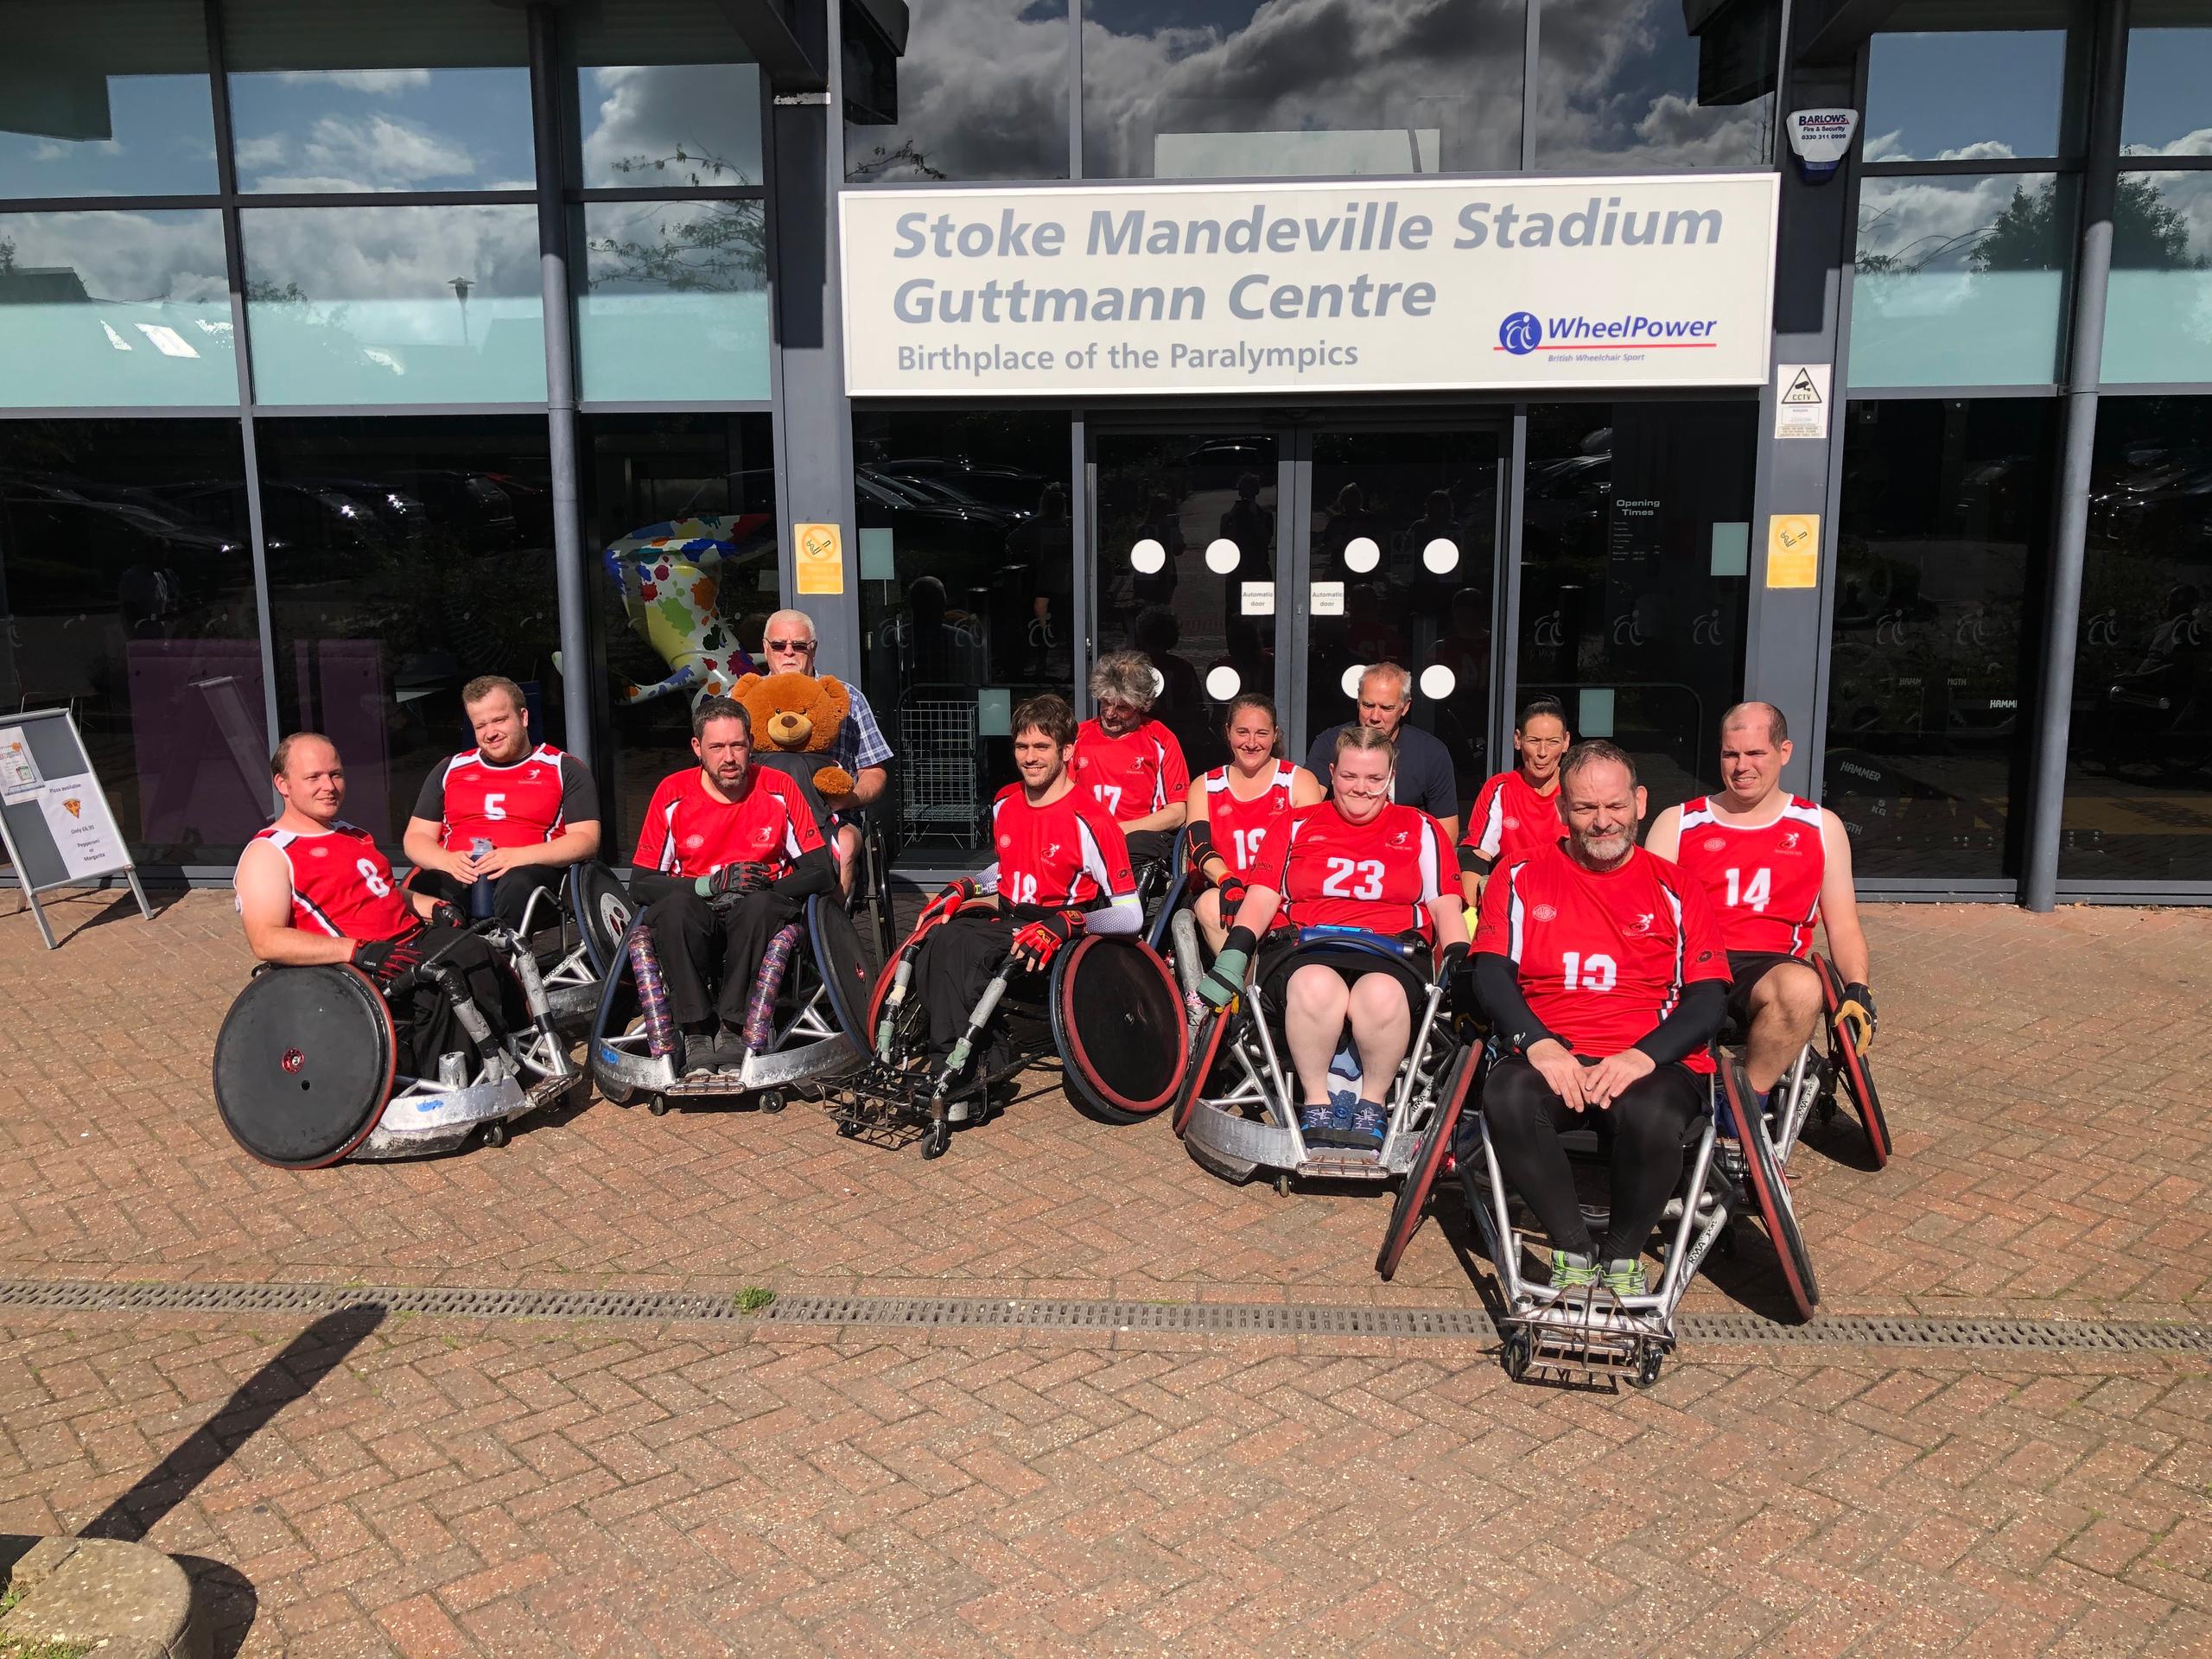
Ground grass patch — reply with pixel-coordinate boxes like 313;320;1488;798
734;1287;777;1314
0;1638;92;1658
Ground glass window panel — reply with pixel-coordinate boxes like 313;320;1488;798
223;0;531;194
2102;172;2212;383
579;414;778;861
844;0;1070;183
853;409;1073;871
1825;398;2055;881
0;1;218;198
2121;16;2212;156
1514;403;1754;805
1533;0;1774;169
241;205;545;404
0;418;261;869
1081;0;1523;181
2061;396;2212;882
576;66;762;188
576;200;770;401
1865;21;2072;162
260;416;562;847
1850;175;2070;387
0;211;235;407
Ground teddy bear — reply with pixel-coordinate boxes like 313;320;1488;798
729;671;855;806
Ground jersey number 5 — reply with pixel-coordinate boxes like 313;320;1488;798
483;792;506;821
1319;856;1385;899
1560;950;1617;992
1722;867;1771;912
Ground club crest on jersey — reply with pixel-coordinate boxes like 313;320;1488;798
1624;912;1656;937
1044;842;1062;861
1531;903;1557;922
1778;830;1802;852
998;835;1012;849
1701;836;1726;853
1388;828;1411;848
1503;815;1520;830
683;834;705;850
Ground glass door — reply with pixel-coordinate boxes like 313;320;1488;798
1092;430;1284;776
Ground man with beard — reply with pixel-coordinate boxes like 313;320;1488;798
1471;740;1729;1300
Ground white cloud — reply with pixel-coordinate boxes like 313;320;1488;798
297;113;478;188
232;134;290;171
2125;127;2212;159
1861;128;1908;163
1857;175;2045;270
277;69;433;95
1935;140;2019;163
245;201;539;320
0;210;226;303
581;64;761;186
30;138;123;162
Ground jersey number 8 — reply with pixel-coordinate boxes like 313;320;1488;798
357;858;391;898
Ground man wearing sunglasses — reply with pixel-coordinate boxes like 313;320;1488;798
760;609;893;893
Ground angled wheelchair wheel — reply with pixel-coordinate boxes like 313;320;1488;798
1376;1043;1478;1282
569;861;637;980
1171;1006;1230;1139
586;917;652;1107
213;964;396;1168
1721;1056;1819;1321
1051;935;1187;1125
807;893;877;1046
1814;954;1891;1167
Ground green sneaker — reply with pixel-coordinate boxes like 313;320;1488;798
1601;1258;1649;1299
1548;1250;1599;1291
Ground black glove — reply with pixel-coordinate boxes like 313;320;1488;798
429;900;467;931
1438;939;1470;975
1009;909;1081;967
696;861;771;901
352;928;426;985
1216;874;1249;916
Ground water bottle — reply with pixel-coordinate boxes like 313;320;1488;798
469;836;495;919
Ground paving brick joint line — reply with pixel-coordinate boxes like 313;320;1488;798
3;1274;2207;1356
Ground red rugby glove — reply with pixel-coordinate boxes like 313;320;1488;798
1009;909;1083;968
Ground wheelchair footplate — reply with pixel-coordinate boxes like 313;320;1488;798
1497;1287;1675;1390
825;1047;1034;1159
355;1067;576;1160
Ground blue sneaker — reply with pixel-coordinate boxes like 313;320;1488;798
1345;1098;1388;1152
1298;1100;1338;1144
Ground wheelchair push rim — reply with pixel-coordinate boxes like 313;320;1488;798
213;963;397;1168
1814;954;1891;1167
1051;934;1188;1124
1376;1041;1477;1282
1720;1055;1820;1321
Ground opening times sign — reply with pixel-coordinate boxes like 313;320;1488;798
840;174;1778;397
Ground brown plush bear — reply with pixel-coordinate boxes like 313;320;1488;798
730;671;855;804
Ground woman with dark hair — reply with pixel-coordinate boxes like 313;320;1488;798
1180;692;1323;954
1459;696;1572;910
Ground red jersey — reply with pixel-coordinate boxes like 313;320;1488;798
1202;760;1297;880
1462;768;1564;867
1257;801;1453;940
1071;717;1189;823
1671;795;1827;957
245;822;418;942
1474;842;1728;1073
632;765;825;880
987;783;1137;912
416;743;588;851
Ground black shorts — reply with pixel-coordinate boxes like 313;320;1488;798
1724;949;1815;1033
1254;931;1430;1025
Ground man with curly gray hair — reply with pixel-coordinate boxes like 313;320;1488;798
1071;649;1190;870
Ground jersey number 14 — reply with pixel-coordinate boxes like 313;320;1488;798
1722;867;1771;912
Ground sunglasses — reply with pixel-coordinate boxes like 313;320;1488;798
765;639;816;652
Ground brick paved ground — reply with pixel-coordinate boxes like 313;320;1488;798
1;891;2209;1653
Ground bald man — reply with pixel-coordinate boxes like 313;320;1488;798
760;609;893;892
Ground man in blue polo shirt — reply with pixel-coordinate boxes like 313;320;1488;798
760;608;893;894
1302;661;1461;842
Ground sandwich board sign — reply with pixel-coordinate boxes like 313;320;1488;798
0;707;152;950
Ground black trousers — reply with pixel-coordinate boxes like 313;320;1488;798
918;912;1027;1061
640;887;802;1029
1481;1053;1706;1262
410;864;563;932
390;929;519;1079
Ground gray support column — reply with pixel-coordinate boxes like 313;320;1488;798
1745;54;1856;799
528;3;594;775
2023;0;2129;912
767;2;863;675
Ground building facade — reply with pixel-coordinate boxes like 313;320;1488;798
1;0;2206;906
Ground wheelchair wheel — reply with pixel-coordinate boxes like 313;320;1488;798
212;964;396;1169
1051;935;1187;1125
1171;1006;1231;1139
1721;1057;1819;1321
1815;955;1891;1167
807;894;878;1047
1376;1043;1478;1282
569;861;636;979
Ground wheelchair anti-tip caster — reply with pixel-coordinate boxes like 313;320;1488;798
480;1121;508;1148
1501;1328;1533;1383
1630;1344;1665;1389
923;1112;950;1160
649;1094;671;1116
758;1090;786;1115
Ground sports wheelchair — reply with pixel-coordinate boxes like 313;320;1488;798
1429;1039;1817;1389
1173;929;1478;1218
834;902;1187;1160
404;860;636;1033
587;893;876;1116
213;917;582;1166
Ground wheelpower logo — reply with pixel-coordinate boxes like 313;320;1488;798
1497;309;1721;355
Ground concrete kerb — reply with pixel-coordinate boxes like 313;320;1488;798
0;1536;207;1659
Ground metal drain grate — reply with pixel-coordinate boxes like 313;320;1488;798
0;1279;2206;1356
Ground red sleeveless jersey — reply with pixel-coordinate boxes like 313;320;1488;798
1671;795;1827;957
1474;842;1728;1072
1071;717;1190;822
987;782;1137;912
1202;760;1297;880
426;743;575;850
1462;768;1565;867
1257;800;1452;940
245;822;418;942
